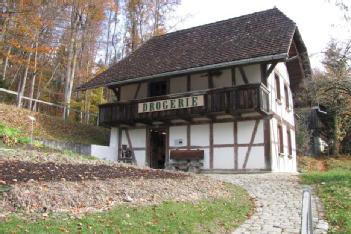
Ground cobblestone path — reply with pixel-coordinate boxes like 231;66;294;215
210;173;328;234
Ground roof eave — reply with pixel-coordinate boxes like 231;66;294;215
78;53;288;91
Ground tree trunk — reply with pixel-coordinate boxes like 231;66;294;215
63;4;80;120
17;51;32;108
332;113;340;155
2;47;11;81
29;42;38;110
105;9;113;65
33;64;59;110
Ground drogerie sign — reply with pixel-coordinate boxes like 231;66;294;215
138;95;204;113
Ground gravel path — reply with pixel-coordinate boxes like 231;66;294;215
210;173;329;234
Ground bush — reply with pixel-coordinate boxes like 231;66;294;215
0;122;30;146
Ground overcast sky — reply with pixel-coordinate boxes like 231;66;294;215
172;0;350;69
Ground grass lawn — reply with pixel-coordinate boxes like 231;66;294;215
300;156;351;233
0;184;252;234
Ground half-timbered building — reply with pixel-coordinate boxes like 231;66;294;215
78;8;311;173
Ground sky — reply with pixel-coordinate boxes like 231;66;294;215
172;0;351;69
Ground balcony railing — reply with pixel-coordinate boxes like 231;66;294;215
99;83;269;126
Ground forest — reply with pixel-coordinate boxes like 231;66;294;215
0;0;180;122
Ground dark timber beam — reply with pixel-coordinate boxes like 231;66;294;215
208;71;214;88
209;122;214;169
133;83;141;99
109;86;120;101
238;66;249;84
242;119;259;169
187;74;191;91
286;55;299;62
234;121;238;170
125;128;137;164
231;67;236;86
263;61;278;80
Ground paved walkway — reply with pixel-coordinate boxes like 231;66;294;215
210;173;328;234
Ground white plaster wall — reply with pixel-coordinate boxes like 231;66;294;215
134;150;146;166
266;62;297;172
170;76;187;94
270;118;296;172
128;129;146;148
236;64;261;85
213;122;233;144
191;124;209;146
270;118;279;172
91;145;118;161
110;127;118;147
237;146;265;169
213;69;232;88
237;120;263;144
120;128;147;167
267;62;295;126
169;126;187;147
191;72;208;91
202;149;210;169
213;148;234;169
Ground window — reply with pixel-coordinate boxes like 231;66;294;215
149;81;168;97
287;129;292;156
278;124;284;155
284;85;290;109
275;73;281;101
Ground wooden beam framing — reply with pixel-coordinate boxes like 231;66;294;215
209;122;214;169
145;127;150;166
260;64;267;85
264;118;272;170
165;127;170;165
133;83;141;99
242;119;260;169
187;74;191;91
231;67;236;86
117;128;122;161
286;55;299;62
125;128;137;164
238;66;249;84
109;86;120;101
208;71;214;88
234;121;238;170
263;61;278;80
187;124;191;149
168;143;264;150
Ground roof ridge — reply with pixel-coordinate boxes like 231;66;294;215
153;7;289;39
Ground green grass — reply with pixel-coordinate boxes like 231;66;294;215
0;184;252;234
300;157;351;233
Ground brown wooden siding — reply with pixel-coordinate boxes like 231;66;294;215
99;84;269;126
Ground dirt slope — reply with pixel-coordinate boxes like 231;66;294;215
0;103;109;145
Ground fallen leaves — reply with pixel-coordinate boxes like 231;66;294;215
0;160;187;184
0;176;232;219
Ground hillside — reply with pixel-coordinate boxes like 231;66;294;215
0;103;109;145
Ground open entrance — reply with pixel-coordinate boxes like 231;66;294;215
149;128;167;169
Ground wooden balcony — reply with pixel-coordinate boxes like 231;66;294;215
99;83;270;126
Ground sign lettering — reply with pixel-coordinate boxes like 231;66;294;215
138;95;204;113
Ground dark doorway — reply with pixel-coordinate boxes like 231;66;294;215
149;128;167;169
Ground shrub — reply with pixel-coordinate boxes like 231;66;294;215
0;122;29;146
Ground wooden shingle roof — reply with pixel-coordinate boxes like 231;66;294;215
78;8;310;90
